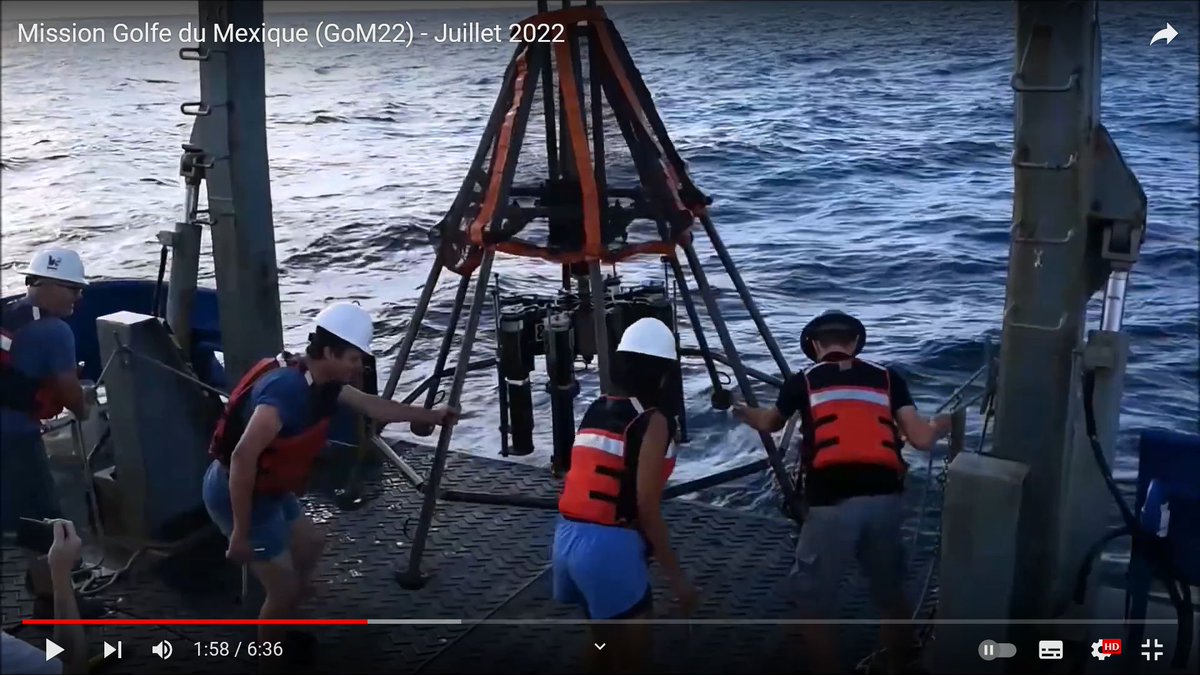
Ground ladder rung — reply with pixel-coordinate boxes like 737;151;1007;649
180;102;212;117
1011;72;1079;93
1012;222;1076;245
1005;307;1068;333
1013;152;1077;171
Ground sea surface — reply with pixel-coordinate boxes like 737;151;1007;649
2;1;1197;514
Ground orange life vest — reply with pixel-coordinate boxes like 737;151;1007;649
209;352;333;497
803;358;904;472
0;301;66;420
558;396;677;526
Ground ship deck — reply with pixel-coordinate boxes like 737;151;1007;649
1;442;941;674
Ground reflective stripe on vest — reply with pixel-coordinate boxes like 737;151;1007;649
0;302;66;420
209;352;332;496
804;361;903;472
558;396;676;526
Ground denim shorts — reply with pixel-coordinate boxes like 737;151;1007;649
202;459;301;562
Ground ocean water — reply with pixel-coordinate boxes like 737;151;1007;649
2;1;1197;512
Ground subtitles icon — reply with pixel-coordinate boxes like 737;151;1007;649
1038;640;1064;660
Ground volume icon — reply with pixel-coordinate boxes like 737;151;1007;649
151;640;173;659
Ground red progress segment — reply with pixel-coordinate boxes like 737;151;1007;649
23;619;370;626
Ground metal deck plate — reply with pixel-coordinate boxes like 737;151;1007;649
1;443;937;673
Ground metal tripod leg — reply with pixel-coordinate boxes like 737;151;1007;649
410;273;473;437
667;254;726;407
696;213;792;378
381;257;444;403
397;250;495;589
679;240;802;520
588;262;612;392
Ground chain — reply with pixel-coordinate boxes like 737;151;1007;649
855;365;996;673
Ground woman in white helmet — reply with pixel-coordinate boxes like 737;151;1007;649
201;301;458;656
552;317;698;672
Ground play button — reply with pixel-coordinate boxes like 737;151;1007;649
44;639;64;661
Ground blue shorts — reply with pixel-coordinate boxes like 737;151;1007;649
202;460;301;562
551;515;653;620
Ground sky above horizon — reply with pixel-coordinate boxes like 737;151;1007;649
1;0;689;21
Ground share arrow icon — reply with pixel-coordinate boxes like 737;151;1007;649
1151;23;1178;46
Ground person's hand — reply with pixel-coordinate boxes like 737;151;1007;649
432;406;460;427
934;414;954;438
731;402;749;423
47;519;82;578
226;530;253;564
671;577;699;617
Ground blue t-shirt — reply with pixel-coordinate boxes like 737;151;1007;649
1;302;77;438
239;367;342;439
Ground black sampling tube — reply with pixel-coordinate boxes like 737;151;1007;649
499;305;535;456
545;311;578;474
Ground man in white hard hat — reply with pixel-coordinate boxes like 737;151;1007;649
1;248;91;532
201;301;458;654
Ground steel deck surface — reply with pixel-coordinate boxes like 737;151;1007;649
1;442;938;674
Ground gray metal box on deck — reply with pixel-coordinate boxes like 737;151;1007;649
95;311;220;543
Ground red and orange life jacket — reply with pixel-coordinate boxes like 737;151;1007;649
803;357;904;473
209;352;332;497
558;396;677;527
0;301;66;420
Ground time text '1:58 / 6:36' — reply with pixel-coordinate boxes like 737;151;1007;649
194;641;284;658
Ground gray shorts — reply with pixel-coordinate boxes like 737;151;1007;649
788;493;908;619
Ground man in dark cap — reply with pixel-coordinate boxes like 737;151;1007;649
733;309;952;674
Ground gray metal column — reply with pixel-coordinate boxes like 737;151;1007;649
187;0;282;382
988;0;1098;622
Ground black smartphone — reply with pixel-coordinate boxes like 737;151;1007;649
15;517;56;554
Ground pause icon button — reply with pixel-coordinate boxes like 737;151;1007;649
979;640;1017;661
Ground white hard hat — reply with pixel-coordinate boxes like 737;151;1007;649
616;318;677;361
314;302;373;354
20;248;88;286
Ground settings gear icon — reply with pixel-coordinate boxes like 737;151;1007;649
1091;640;1111;660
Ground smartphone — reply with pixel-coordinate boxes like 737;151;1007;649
15;517;56;554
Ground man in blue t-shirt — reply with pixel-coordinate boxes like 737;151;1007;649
1;248;92;532
203;302;459;653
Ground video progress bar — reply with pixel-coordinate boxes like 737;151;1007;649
25;618;1183;626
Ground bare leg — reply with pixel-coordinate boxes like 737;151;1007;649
248;554;299;673
289;516;325;603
